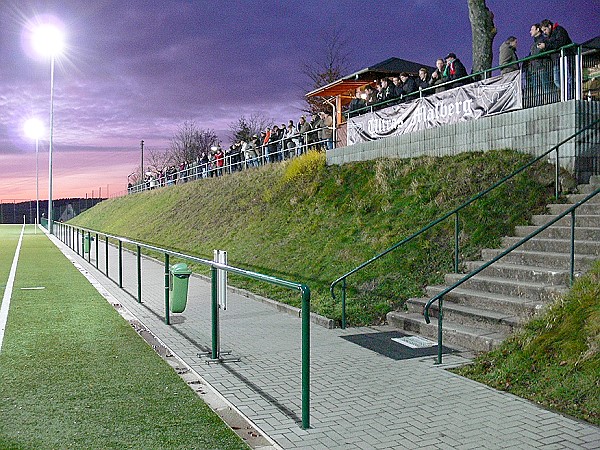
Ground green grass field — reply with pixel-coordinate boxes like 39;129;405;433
0;225;247;449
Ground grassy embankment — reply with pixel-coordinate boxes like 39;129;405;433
0;226;247;449
453;260;600;425
71;150;556;326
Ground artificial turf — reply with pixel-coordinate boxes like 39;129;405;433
0;225;247;449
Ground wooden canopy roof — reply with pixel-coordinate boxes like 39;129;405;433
305;57;435;99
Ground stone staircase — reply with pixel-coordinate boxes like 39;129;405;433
386;175;600;353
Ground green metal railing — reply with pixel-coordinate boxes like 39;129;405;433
54;222;312;429
331;118;600;329
424;186;600;364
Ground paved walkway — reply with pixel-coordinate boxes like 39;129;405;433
52;233;600;449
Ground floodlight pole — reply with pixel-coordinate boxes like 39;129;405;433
140;140;144;180
48;54;56;234
35;136;40;226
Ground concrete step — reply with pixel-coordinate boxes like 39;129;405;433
501;236;600;255
386;311;506;352
463;260;571;284
407;297;521;334
514;225;600;241
577;181;600;194
441;273;567;302
530;214;600;227
421;285;547;317
589;175;600;185
386;178;600;354
481;248;598;271
567;193;600;204
547;202;600;215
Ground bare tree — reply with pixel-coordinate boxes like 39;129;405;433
468;0;497;74
169;121;219;163
301;28;351;115
228;112;274;143
146;146;172;173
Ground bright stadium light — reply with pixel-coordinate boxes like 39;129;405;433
24;118;45;228
28;20;65;234
31;23;65;57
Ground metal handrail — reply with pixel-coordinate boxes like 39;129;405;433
330;118;600;328
424;186;600;364
53;221;311;429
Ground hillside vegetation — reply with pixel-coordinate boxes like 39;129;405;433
454;260;600;425
72;150;555;325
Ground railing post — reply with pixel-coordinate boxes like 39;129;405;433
164;253;170;325
118;240;123;288
137;245;142;303
555;146;560;200
575;46;582;101
341;278;346;329
454;212;460;273
560;48;567;102
301;285;311;430
95;233;99;269
211;266;219;359
87;231;91;263
570;210;575;286
436;297;444;365
105;236;109;277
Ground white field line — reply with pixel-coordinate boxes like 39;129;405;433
0;224;26;353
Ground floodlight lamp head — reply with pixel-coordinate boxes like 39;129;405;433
31;23;65;57
24;118;45;140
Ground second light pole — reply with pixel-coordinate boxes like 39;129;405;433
30;22;65;234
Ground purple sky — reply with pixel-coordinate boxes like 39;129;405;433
0;0;595;200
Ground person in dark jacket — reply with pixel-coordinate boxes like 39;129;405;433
443;53;469;88
376;78;395;104
417;68;430;92
537;19;573;91
525;23;551;99
429;58;447;93
348;90;366;114
398;72;418;100
539;19;572;53
363;85;377;106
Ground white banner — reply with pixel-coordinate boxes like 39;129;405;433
348;71;522;144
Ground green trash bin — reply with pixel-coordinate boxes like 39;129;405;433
170;263;192;313
83;234;90;254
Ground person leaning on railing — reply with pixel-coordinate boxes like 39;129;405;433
297;115;312;154
443;52;469;88
398;72;418;100
538;19;573;91
525;23;551;95
417;68;430;91
348;90;366;112
429;58;447;93
316;111;334;151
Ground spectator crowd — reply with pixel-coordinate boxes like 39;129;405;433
130;18;575;194
129;111;335;193
347;18;573;115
